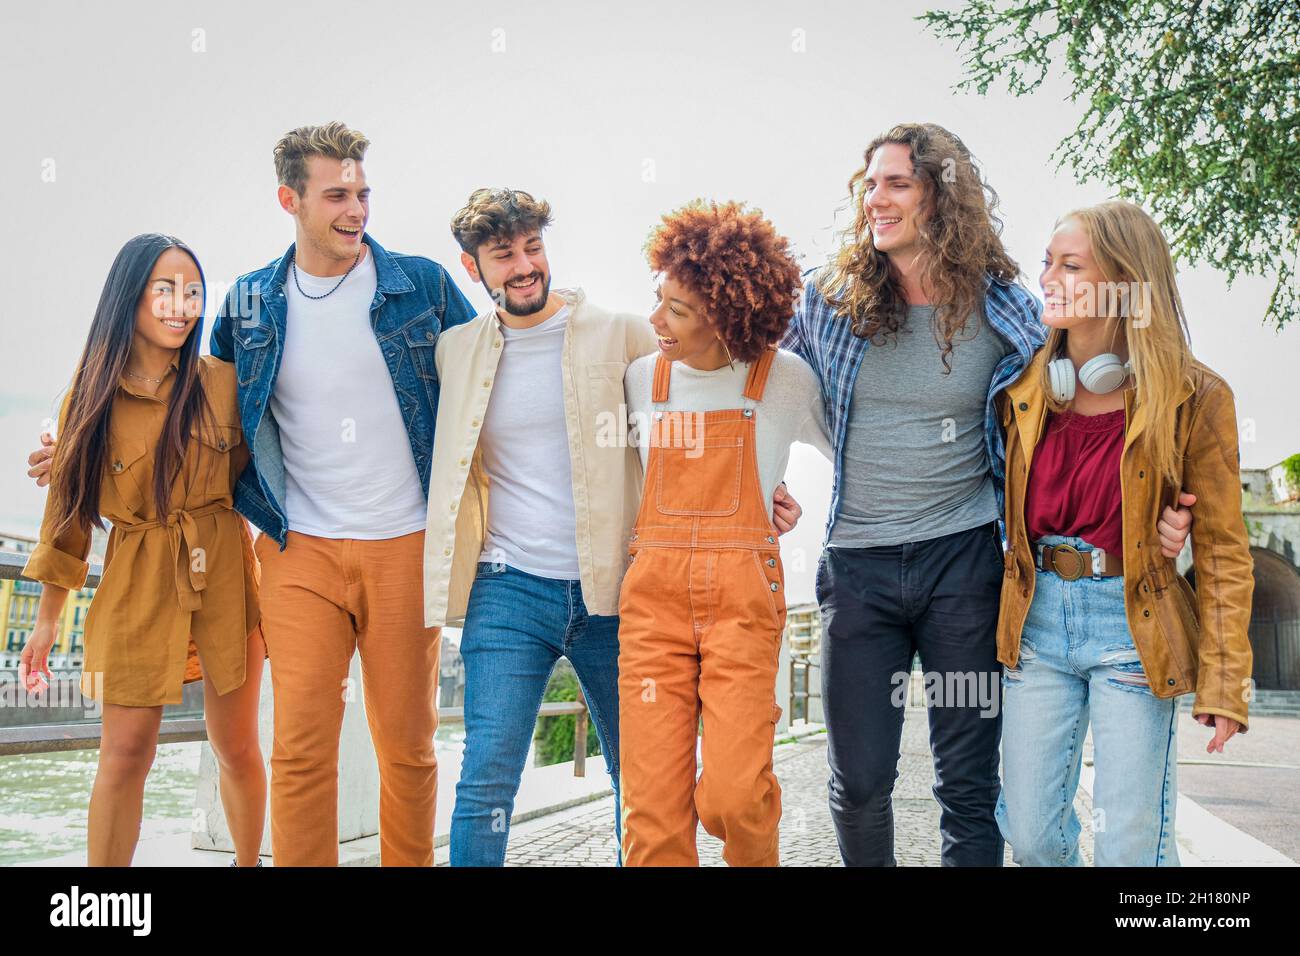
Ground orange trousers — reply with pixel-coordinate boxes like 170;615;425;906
254;529;440;866
617;347;786;866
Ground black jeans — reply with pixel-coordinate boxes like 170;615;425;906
817;520;1005;866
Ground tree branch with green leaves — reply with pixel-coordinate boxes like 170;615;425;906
920;0;1300;328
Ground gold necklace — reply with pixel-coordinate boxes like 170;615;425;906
123;368;165;384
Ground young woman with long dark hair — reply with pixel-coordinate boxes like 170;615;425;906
20;233;267;866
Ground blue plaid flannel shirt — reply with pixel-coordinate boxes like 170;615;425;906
781;268;1046;544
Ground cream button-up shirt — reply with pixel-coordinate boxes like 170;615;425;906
423;287;658;627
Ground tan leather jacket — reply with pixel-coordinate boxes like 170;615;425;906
997;348;1254;729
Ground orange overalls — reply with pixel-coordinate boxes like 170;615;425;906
617;347;786;867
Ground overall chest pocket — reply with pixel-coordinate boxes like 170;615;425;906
654;436;744;517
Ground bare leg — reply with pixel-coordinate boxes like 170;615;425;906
88;703;164;866
202;626;268;866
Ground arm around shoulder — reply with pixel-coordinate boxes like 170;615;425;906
623;313;658;363
440;265;477;332
784;350;833;460
780;283;814;366
435;322;463;378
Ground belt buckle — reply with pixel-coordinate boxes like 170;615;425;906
1049;543;1086;581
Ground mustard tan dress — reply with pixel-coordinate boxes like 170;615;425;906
24;355;260;706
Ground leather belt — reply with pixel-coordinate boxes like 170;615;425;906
1035;542;1123;580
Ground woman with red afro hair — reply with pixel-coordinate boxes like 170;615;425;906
617;200;832;866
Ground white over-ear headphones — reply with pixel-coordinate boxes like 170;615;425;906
1046;353;1132;402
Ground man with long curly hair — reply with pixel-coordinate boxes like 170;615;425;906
785;123;1190;867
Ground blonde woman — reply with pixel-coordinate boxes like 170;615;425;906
994;200;1254;866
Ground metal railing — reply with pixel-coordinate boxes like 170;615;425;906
0;551;593;774
0;549;101;587
787;654;820;726
785;604;821;725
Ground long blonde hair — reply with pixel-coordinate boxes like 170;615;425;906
1041;200;1192;486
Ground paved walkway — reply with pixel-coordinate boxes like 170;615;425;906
1172;710;1300;862
435;707;1097;866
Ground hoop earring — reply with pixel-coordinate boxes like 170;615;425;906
719;336;735;369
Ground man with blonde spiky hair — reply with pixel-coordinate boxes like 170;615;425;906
28;122;464;867
23;124;466;866
208;121;476;867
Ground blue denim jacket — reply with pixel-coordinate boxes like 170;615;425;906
209;233;476;548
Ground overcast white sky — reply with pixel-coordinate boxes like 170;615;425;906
1;0;1295;602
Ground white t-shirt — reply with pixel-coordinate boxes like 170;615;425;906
623;349;832;506
272;247;428;539
478;305;581;579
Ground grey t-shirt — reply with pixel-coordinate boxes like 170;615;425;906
829;304;1011;548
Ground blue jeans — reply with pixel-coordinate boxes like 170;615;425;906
995;534;1180;866
449;562;621;866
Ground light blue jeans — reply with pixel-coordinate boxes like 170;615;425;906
449;562;621;866
995;534;1180;866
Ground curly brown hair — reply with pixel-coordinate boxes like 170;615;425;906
818;123;1020;372
450;187;553;257
645;200;802;363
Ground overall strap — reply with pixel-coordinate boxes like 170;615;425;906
742;347;778;403
652;354;673;403
655;346;774;406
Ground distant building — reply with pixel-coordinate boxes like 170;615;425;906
1237;458;1300;693
1241;458;1300;506
0;530;103;670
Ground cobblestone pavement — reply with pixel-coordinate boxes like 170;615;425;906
437;706;1097;866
